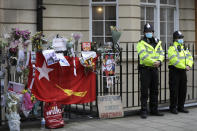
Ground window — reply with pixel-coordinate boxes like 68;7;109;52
160;0;176;45
141;6;155;37
90;0;118;45
140;0;178;45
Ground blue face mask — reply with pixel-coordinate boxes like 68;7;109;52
145;33;153;38
177;39;184;44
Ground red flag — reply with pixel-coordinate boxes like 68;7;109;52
30;53;96;104
27;52;34;89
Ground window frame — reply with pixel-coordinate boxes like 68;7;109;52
140;0;179;45
89;0;119;44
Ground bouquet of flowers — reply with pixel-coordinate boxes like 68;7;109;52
0;36;9;48
9;28;21;56
21;88;36;117
110;26;121;52
6;91;21;131
79;51;97;75
21;30;31;49
11;28;21;40
31;32;47;51
110;26;121;44
66;37;74;57
72;32;82;53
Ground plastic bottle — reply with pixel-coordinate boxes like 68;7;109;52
41;118;45;130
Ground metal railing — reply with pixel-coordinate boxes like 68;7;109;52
0;43;196;125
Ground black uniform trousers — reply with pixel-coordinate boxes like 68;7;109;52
169;67;187;110
140;66;159;113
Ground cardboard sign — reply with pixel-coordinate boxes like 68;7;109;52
82;42;91;51
97;95;124;118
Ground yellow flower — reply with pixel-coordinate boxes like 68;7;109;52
22;89;28;94
38;45;42;49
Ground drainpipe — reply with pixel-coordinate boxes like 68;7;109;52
37;0;45;31
36;0;45;118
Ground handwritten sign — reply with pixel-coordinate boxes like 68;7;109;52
97;95;124;118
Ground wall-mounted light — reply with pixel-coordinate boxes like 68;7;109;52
97;7;103;12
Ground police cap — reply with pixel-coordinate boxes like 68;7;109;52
144;23;154;32
173;31;184;40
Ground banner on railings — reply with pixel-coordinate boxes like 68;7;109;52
28;52;96;104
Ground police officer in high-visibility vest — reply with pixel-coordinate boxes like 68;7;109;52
168;31;193;114
137;23;164;119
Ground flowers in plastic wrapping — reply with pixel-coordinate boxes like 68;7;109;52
21;30;31;41
10;28;21;40
21;30;31;49
6;91;20;114
66;37;74;57
80;51;97;75
110;26;121;44
21;89;36;117
10;40;20;49
72;32;82;54
6;112;21;131
72;32;82;41
31;32;47;51
0;36;9;48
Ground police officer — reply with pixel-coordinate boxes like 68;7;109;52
137;23;164;119
168;31;193;114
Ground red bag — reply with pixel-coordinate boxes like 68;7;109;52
44;102;64;129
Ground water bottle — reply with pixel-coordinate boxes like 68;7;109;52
41;118;45;130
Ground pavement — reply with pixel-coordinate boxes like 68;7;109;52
2;107;197;131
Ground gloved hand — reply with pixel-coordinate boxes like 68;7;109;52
153;61;160;67
186;66;190;71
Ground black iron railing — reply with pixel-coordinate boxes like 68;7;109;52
0;43;196;125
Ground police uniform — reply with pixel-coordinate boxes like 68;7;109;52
168;31;193;114
137;23;164;118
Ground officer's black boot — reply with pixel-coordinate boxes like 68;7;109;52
150;105;164;116
150;111;164;116
140;110;147;119
170;108;178;114
178;108;189;113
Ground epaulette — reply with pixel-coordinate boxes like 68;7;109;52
154;38;159;43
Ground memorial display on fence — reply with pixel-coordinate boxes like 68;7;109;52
0;25;122;129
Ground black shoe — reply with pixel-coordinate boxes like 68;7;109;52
140;111;147;119
170;108;178;114
150;111;164;116
178;108;189;113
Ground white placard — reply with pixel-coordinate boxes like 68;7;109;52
42;50;59;66
52;38;67;51
56;53;70;66
8;81;24;94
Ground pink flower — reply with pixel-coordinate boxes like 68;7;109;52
72;33;82;41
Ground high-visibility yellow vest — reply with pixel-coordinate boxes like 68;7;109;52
168;41;193;69
137;39;164;67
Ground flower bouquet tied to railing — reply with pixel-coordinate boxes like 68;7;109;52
31;32;47;52
110;26;122;52
0;34;9;49
21;30;31;49
72;32;82;56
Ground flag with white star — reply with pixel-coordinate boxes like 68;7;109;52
28;53;96;104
